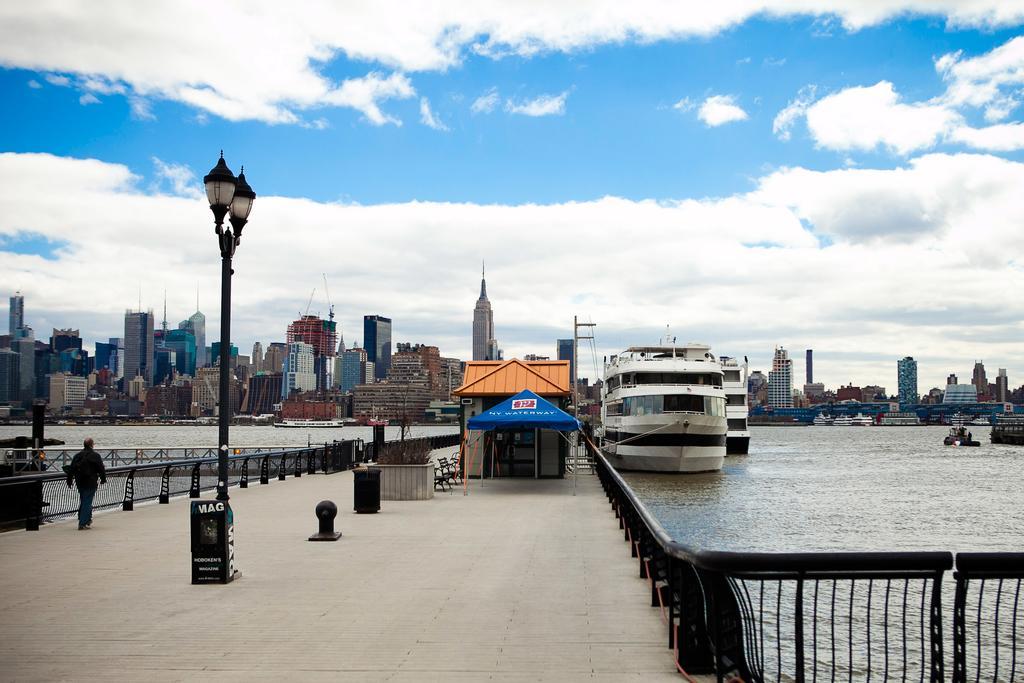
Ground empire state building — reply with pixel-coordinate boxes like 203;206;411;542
472;264;494;361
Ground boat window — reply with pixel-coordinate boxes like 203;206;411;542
724;371;741;382
633;372;723;387
605;401;623;416
606;376;620;391
704;396;726;417
662;394;705;413
727;418;747;430
726;394;746;406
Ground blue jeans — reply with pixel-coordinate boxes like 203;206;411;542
78;486;96;527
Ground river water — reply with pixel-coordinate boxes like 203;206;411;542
624;425;1024;554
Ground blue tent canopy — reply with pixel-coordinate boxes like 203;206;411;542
467;389;580;432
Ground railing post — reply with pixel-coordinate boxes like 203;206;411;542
240;457;249;488
308;449;317;475
122;469;135;511
794;575;805;683
701;570;751;683
952;570;967;683
294;451;303;478
189;462;202;498
159;465;171;503
676;563;716;674
279;454;287;481
929;569;946;683
25;479;43;531
260;455;269;485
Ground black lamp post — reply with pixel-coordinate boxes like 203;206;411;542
203;152;255;501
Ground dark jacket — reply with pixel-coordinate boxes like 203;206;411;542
67;448;106;490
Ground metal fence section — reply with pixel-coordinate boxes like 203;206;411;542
593;450;1023;681
0;439;379;531
952;553;1024;683
2;445;305;472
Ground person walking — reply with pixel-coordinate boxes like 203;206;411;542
66;438;106;530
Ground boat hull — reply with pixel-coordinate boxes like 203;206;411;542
726;435;750;455
603;414;726;473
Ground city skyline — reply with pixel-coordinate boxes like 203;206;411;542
1;5;1023;390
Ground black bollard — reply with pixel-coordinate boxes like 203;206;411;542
308;500;342;541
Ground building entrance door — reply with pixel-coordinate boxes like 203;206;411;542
496;430;537;477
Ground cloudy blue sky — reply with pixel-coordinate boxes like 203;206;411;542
2;2;1024;391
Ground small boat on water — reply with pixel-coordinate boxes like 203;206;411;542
274;419;345;429
832;414;854;426
850;413;874;426
812;413;833;426
967;416;992;426
944;427;980;447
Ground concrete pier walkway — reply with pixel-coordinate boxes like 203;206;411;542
0;465;680;680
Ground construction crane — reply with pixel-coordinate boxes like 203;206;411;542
303;288;316;317
322;274;334;322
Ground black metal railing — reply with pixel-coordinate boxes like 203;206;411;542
0;439;378;531
953;553;1024;683
593;451;1023;682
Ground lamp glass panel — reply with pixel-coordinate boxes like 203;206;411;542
206;179;235;208
230;194;253;221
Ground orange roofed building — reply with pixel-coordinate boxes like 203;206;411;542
453;359;571;479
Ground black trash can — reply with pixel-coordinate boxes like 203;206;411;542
353;468;381;513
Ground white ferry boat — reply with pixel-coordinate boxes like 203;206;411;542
812;412;834;425
850;413;874;426
274;419;345;429
832;414;854;426
720;356;750;455
879;411;922;426
601;341;727;473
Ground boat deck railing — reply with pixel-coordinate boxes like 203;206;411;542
592;448;1022;682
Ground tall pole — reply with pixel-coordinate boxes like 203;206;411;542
216;249;232;501
573;315;578;496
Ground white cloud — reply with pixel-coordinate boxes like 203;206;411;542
804;81;961;154
321;72;415;126
773;85;817;141
471;88;500;114
79;93;100;105
2;151;1022;390
698;95;748;126
672;97;695;112
27;79;41;89
44;74;70;87
150;157;203;199
777;35;1024;154
3;3;1019;125
505;91;568;117
419;97;449;131
948;122;1024;151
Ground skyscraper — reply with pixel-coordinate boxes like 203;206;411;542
252;341;263;373
12;331;35;407
996;369;1009;403
9;291;24;335
805;349;813;384
557;339;574;382
179;309;206;368
768;347;793;408
972;361;988;397
0;348;19;404
897;356;919;406
124;309;155;385
287;314;337;390
363;315;392;381
281;341;316;399
472;264;495;361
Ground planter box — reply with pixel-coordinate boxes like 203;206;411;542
367;463;434;501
